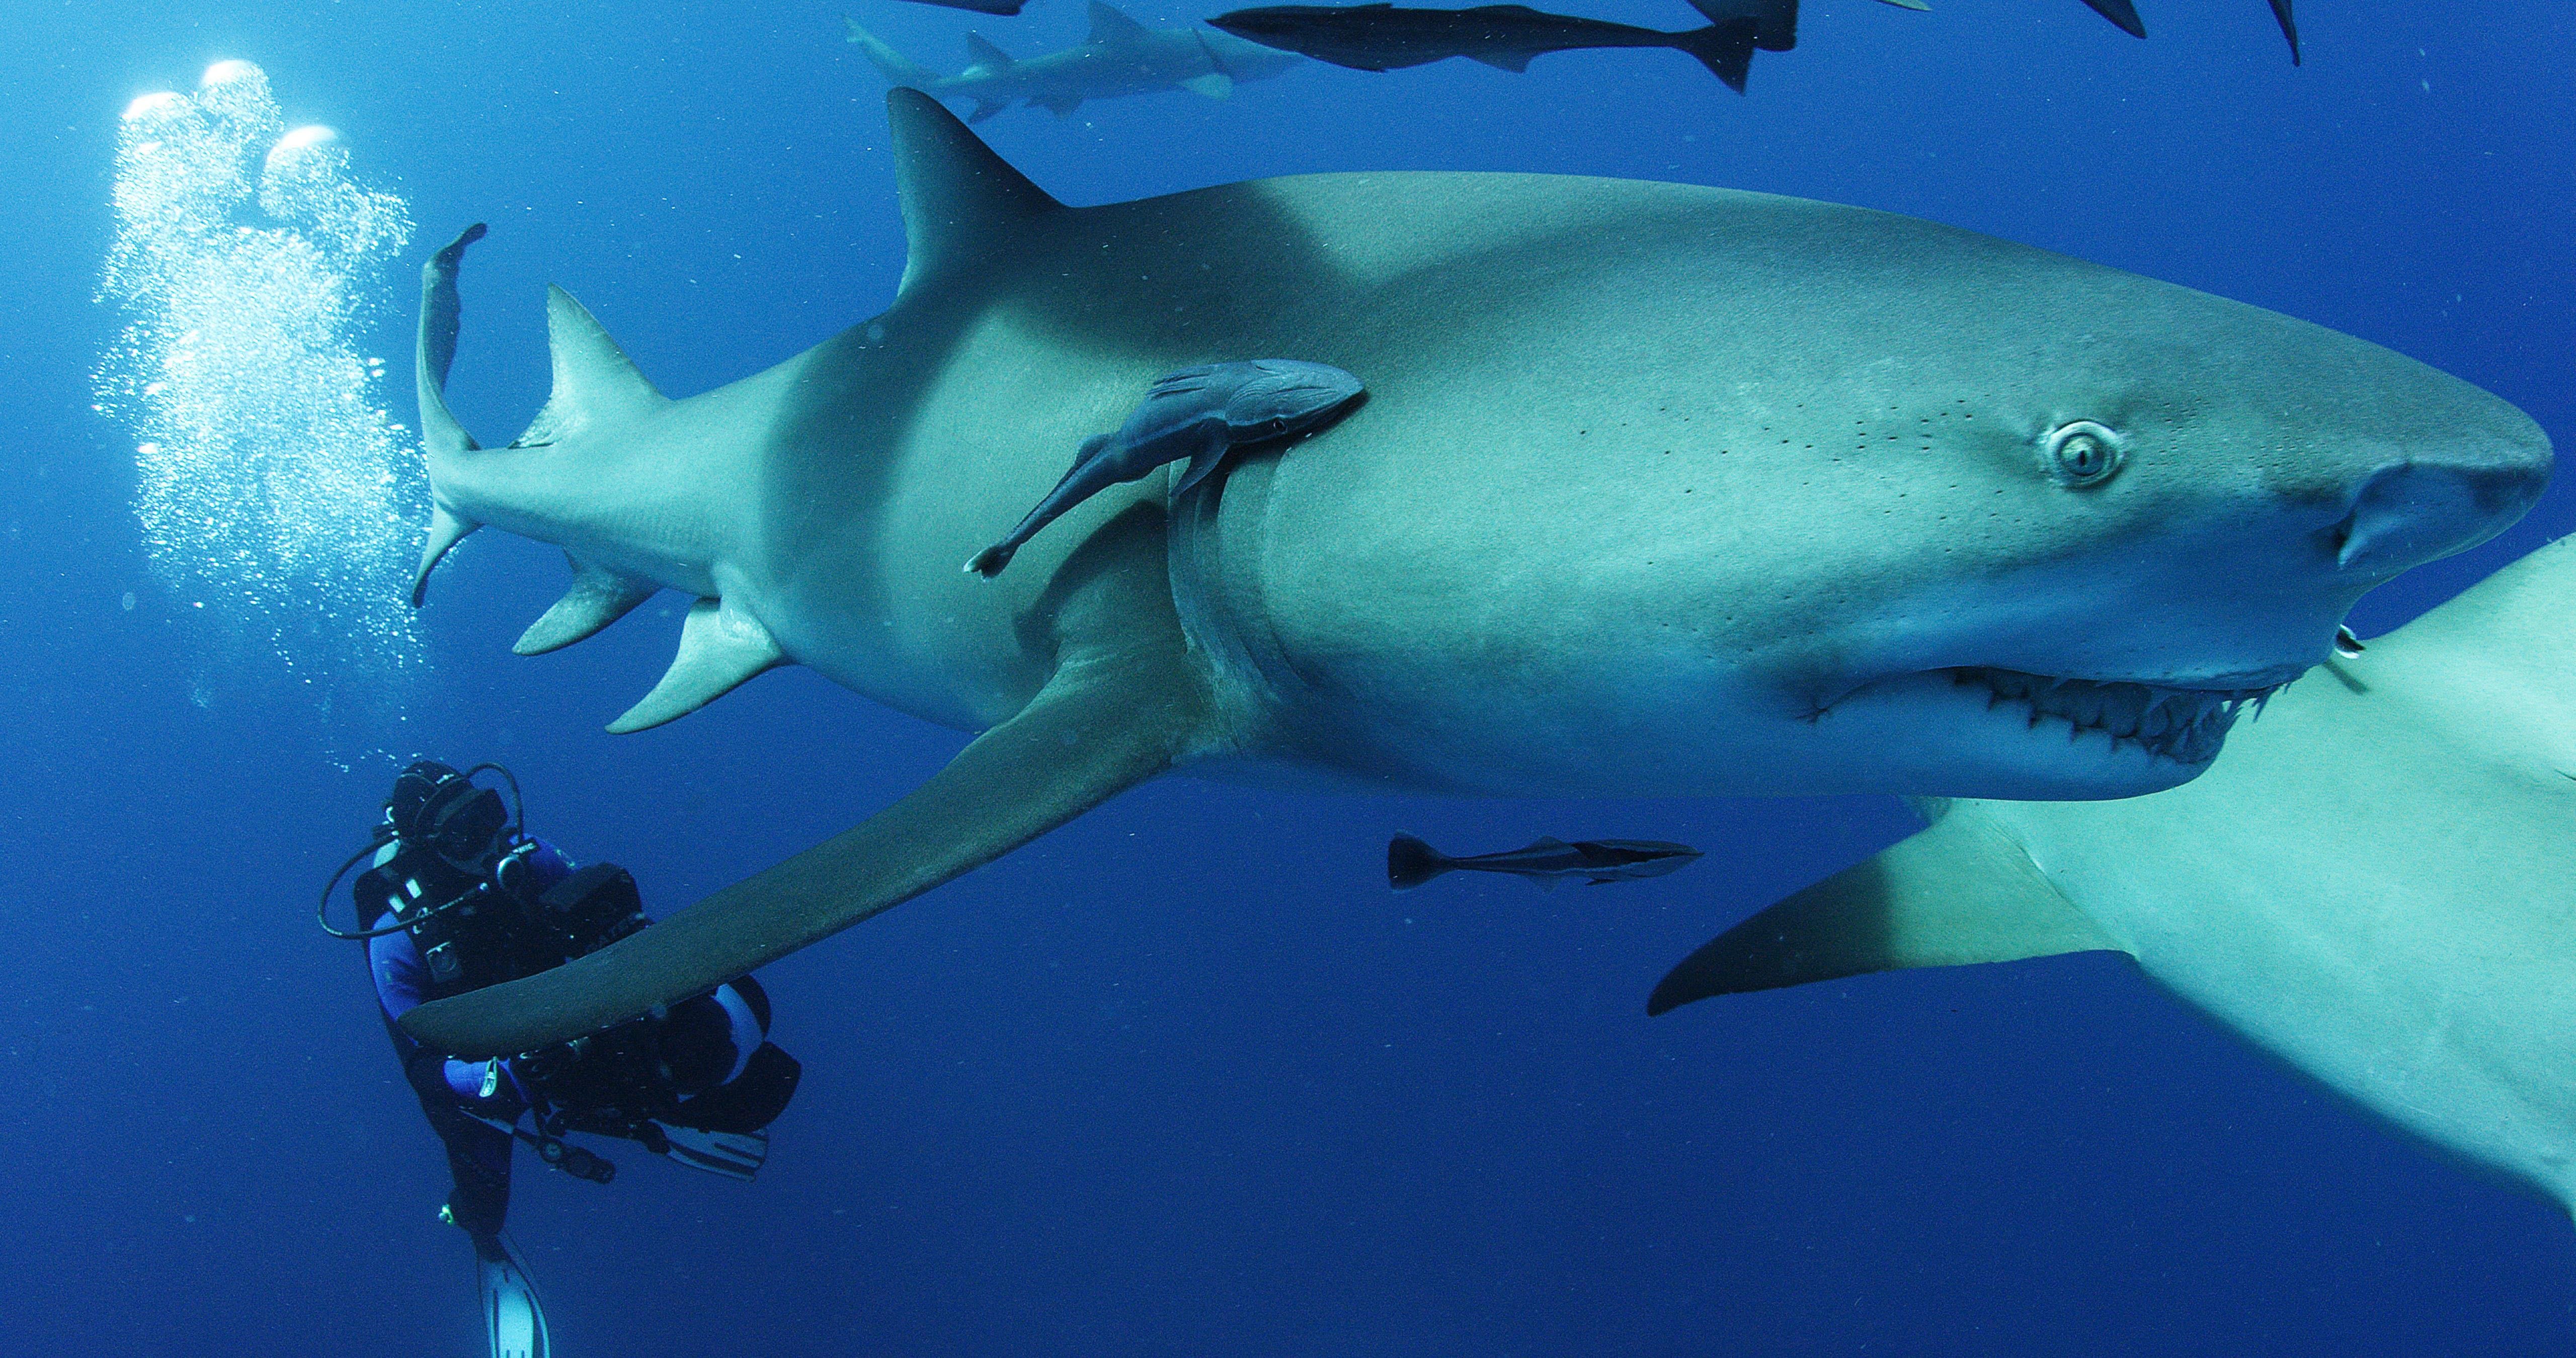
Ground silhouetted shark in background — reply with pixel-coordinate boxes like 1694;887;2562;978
847;4;1303;122
2068;0;2298;63
1209;3;1784;92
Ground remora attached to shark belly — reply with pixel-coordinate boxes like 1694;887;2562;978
399;90;2545;1058
1652;533;2576;1217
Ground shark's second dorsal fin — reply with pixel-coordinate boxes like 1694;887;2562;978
1085;1;1152;49
515;286;667;448
962;33;1015;70
888;89;1063;296
1645;805;2121;1015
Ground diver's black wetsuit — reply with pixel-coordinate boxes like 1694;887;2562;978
352;765;798;1253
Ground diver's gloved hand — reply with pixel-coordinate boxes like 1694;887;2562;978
510;1040;581;1088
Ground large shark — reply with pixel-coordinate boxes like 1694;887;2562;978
846;5;1303;124
396;90;2546;1057
1652;535;2576;1215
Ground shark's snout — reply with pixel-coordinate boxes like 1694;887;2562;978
2324;451;2550;579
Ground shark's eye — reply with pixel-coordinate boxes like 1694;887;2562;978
2044;421;2124;488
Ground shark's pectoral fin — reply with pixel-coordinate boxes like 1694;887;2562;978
1646;806;2122;1015
411;502;479;607
1179;71;1235;98
400;618;1214;1057
608;597;786;733
515;553;660;655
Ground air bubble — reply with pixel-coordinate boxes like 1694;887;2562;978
94;60;424;729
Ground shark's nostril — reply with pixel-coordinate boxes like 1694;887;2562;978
2331;462;2532;577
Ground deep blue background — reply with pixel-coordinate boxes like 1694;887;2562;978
4;2;2573;1353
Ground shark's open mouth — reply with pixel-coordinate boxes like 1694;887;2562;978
1950;667;2281;766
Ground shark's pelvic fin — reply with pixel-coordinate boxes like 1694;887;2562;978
514;553;660;655
1646;806;2121;1015
1179;71;1235;99
400;507;1215;1057
412;502;480;608
515;286;667;449
608;597;787;733
1085;1;1154;48
888;88;1064;295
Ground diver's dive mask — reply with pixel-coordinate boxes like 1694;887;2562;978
388;761;519;875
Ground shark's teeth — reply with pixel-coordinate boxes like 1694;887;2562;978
1950;668;2284;766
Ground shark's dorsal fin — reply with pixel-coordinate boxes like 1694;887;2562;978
608;596;787;733
514;552;660;655
887;88;1064;295
1085;1;1153;48
515;286;667;448
962;33;1015;70
1646;805;2121;1015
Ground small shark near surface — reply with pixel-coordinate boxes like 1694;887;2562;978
968;360;1363;578
1209;2;1786;92
395;92;2546;1059
1389;833;1702;890
894;0;1028;16
847;4;1303;123
1652;535;2576;1221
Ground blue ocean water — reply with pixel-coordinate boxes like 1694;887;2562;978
4;1;2573;1352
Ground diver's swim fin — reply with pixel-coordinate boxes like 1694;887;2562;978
477;1237;551;1358
653;1122;768;1181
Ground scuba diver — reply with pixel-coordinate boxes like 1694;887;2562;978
321;760;801;1358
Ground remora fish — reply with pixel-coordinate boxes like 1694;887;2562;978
397;91;2546;1057
968;360;1363;578
1388;833;1702;890
847;4;1302;123
1208;2;1783;92
1650;535;2576;1220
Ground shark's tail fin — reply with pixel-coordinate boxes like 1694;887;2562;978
412;223;487;605
1388;834;1454;891
1670;20;1760;94
846;17;941;88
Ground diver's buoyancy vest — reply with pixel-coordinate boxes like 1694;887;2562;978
357;843;659;1004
